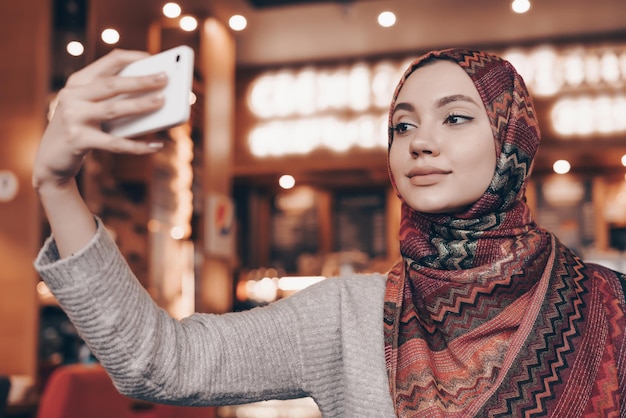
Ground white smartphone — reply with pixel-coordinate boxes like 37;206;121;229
104;45;194;138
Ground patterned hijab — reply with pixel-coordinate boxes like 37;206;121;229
383;49;626;417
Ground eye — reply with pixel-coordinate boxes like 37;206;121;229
393;122;416;134
444;114;474;125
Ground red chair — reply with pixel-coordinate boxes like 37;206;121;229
36;364;215;418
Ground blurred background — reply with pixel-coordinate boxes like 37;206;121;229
1;0;626;416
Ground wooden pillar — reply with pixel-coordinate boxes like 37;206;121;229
386;188;401;262
247;190;272;268
0;0;50;378
592;177;609;251
198;18;236;313
317;190;333;255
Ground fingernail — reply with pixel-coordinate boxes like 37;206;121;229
148;142;164;149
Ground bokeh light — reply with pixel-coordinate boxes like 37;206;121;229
101;28;120;44
279;175;296;189
377;11;396;28
162;2;181;18
229;15;247;31
553;159;571;174
511;0;531;13
179;15;198;31
66;41;84;56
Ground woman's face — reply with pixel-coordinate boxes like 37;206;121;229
389;60;497;214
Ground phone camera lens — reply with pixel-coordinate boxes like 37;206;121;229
176;54;180;62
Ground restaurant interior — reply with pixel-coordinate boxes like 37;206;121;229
2;0;626;416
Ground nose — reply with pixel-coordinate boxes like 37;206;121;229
409;129;439;158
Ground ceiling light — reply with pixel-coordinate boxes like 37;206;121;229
229;15;247;31
162;2;181;18
66;41;84;56
101;28;120;45
511;0;531;14
553;159;571;174
279;175;295;189
179;15;198;32
377;11;396;28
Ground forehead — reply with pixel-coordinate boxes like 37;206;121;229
396;60;482;103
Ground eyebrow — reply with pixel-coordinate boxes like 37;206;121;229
437;94;480;107
391;94;480;117
391;102;414;117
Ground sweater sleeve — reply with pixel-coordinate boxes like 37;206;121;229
34;219;344;407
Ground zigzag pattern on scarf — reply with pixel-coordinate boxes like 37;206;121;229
400;235;548;349
481;245;588;416
480;243;626;417
384;236;550;415
457;49;495;73
485;142;533;213
589;273;626;413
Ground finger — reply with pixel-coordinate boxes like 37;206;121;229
71;126;165;155
101;91;166;126
57;90;165;128
69;71;168;102
100;135;165;155
67;49;151;86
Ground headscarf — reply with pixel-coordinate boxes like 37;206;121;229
383;48;626;417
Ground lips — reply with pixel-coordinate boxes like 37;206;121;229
406;166;451;186
407;166;451;177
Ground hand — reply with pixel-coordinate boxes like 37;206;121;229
32;49;168;191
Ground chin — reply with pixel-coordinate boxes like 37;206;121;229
409;202;471;215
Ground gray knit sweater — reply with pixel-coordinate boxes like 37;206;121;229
34;220;396;417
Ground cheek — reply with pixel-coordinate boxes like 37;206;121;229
476;152;496;188
388;145;403;180
476;135;497;177
453;134;496;185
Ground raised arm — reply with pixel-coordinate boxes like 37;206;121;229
31;49;343;409
32;49;167;258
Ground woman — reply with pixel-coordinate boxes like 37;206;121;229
34;48;626;417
